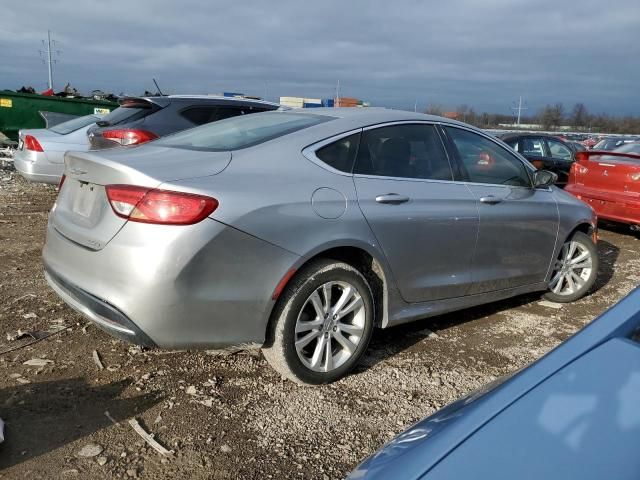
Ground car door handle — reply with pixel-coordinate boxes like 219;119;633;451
375;194;410;204
479;195;503;205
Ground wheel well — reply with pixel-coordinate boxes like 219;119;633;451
570;222;595;239
309;247;387;329
265;247;388;345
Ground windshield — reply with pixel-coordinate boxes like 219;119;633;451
49;114;99;135
156;111;331;151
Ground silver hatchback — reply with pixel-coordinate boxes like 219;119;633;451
43;109;598;384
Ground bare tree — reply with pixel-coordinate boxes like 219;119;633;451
571;103;589;128
425;104;443;116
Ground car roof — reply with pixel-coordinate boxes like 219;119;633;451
500;132;563;140
140;95;281;108
275;107;472;127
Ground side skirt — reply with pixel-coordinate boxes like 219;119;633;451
384;282;548;328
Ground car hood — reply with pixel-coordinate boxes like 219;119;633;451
348;287;640;480
422;338;640;479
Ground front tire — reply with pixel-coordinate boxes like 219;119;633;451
262;259;375;385
544;231;598;303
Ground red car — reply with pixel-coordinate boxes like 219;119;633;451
566;144;640;228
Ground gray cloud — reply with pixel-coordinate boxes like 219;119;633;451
1;0;638;115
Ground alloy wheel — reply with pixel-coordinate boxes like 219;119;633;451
294;281;366;373
549;240;593;296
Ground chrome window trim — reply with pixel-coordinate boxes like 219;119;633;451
302;120;546;190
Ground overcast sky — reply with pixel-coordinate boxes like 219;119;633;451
2;0;639;116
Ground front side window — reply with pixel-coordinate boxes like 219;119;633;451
504;138;519;151
156;112;331;151
445;127;531;187
547;139;573;160
353;124;452;180
315;133;360;173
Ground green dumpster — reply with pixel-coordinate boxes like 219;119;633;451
0;90;118;141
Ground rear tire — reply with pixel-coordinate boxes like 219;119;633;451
543;231;598;303
262;259;374;385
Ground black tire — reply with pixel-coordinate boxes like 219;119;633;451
543;231;598;303
262;258;375;385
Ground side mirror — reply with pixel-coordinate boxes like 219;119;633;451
534;170;557;188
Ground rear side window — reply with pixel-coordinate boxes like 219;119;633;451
315;133;360;172
49;114;99;135
445;127;531;187
180;107;218;125
214;107;246;121
521;138;545;157
354;124;453;180
155;112;330;151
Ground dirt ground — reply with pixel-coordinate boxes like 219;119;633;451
1;169;639;480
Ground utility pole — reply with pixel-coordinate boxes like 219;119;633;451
335;80;340;107
39;30;60;90
414;100;418;112
510;96;528;126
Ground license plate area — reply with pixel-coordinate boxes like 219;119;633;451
72;182;98;218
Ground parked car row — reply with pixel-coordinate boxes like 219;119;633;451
13;95;280;184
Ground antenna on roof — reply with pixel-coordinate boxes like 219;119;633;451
153;78;164;96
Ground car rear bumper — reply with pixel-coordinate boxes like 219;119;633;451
13;149;63;184
566;185;640;225
42;216;300;349
44;266;157;347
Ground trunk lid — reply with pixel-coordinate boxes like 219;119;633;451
575;152;640;195
52;145;231;250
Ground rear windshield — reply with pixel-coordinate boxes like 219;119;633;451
97;100;157;127
613;143;640;155
156;112;331;151
49;114;99;135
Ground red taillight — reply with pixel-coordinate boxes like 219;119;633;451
105;185;218;225
24;135;43;152
57;174;66;191
102;129;159;146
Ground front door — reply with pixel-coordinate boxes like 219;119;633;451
443;126;559;294
353;123;479;303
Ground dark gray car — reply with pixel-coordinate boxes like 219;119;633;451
87;95;280;149
44;108;598;384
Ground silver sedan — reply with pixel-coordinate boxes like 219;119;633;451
43;108;598;384
14;114;99;184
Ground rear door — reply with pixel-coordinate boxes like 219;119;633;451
353;123;478;303
442;126;559;294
